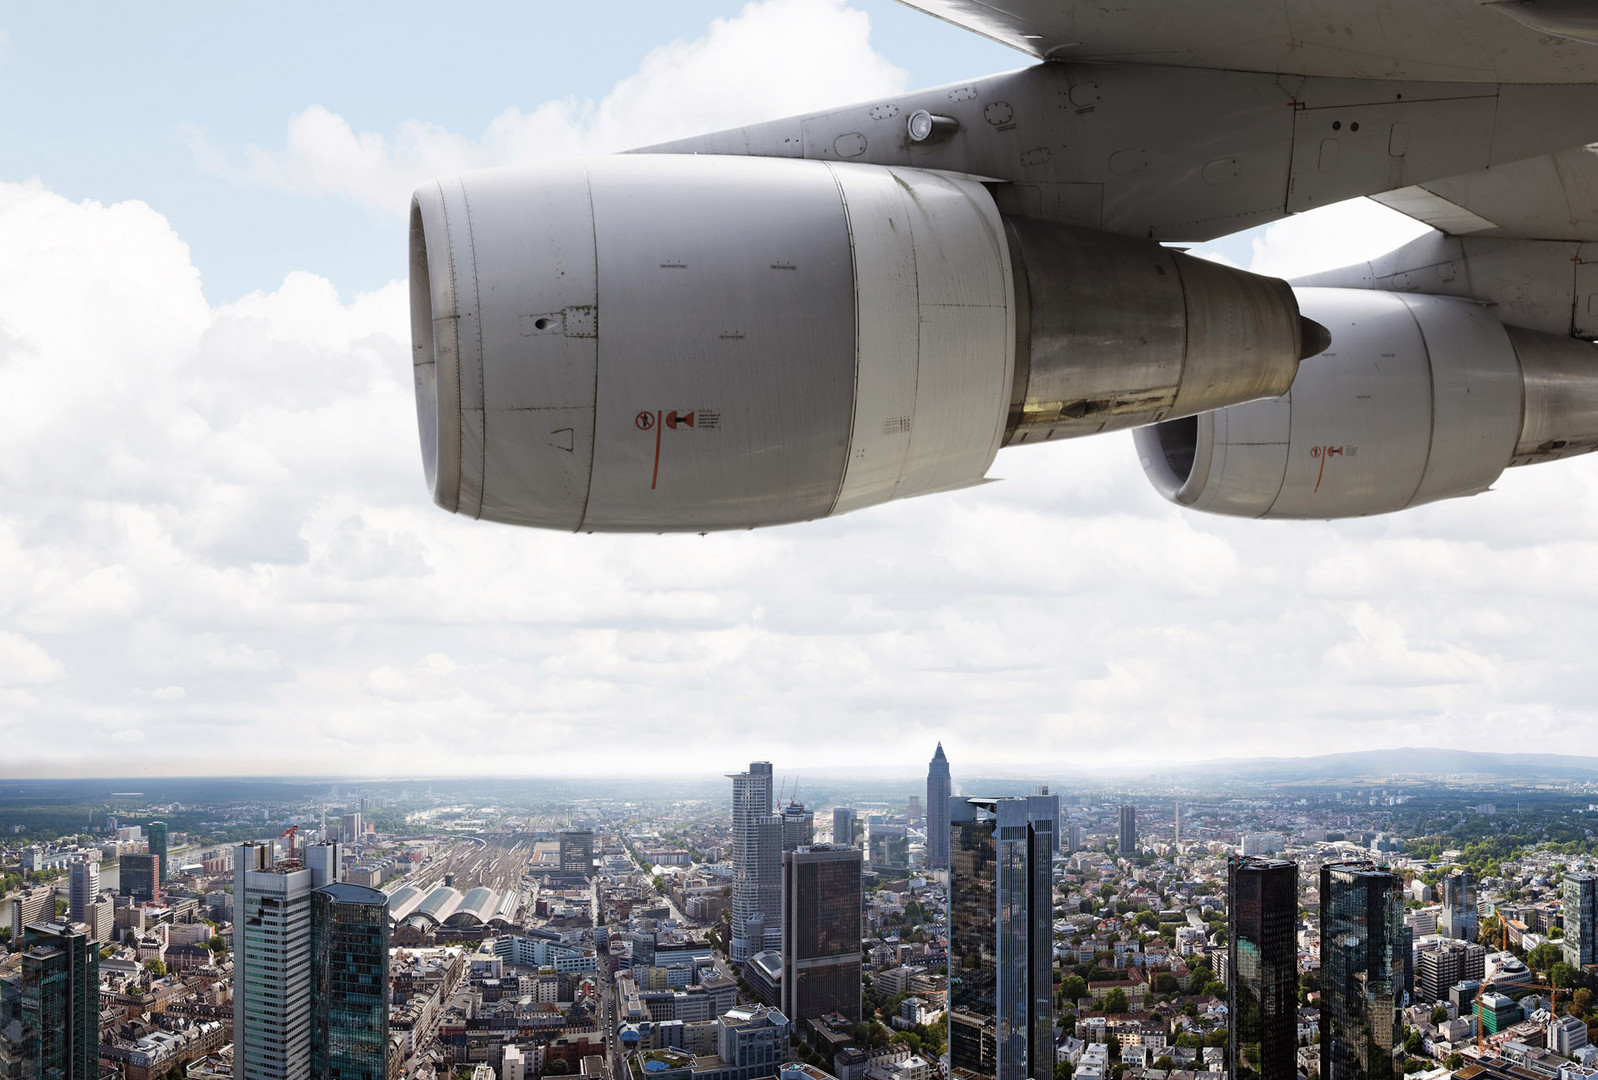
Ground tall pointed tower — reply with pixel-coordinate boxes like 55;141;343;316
926;743;952;869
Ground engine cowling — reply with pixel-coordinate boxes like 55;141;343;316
410;155;1314;531
1135;287;1598;518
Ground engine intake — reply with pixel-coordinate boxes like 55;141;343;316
410;156;1314;531
1136;288;1598;518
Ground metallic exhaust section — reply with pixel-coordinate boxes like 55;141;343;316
1002;219;1306;447
1505;326;1598;465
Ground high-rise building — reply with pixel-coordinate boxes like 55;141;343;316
119;853;160;904
781;844;863;1026
1227;857;1298;1080
9;888;55;943
907;796;923;824
1032;787;1061;855
234;841;317;1080
781;803;814;851
730;762;778;964
948;795;1053;1080
1439;870;1478;942
84;897;114;945
1118;805;1138;857
148;821;169;883
832;808;859;847
305;841;341;888
18;921;99;1080
1175;803;1182;845
1564;873;1597;969
1062;824;1081;854
558;829;595;875
340;812;363;846
1321;863;1405;1080
926;745;952;869
1415;939;1485;1003
310;882;390;1080
868;824;909;874
67;860;98;925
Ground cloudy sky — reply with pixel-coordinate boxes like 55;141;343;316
0;2;1593;781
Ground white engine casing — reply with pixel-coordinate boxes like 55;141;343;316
1136;288;1598;518
410;155;1015;532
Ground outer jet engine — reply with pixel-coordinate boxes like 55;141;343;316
409;156;1324;532
1136;288;1598;518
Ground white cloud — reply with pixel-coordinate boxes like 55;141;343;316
151;686;187;701
1248;197;1434;280
191;0;909;215
0;632;63;687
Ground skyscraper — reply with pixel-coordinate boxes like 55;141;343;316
780;802;815;851
148;821;169;882
559;829;595;875
1320;863;1405;1080
1228;857;1298;1080
781;844;863;1026
869;824;909;874
119;852;160;903
1439;870;1478;943
926;744;952;869
1118;805;1138;857
832;807;859;847
311;883;391;1080
67;859;98;925
948;795;1053;1080
730;762;777;964
18;921;99;1080
1564;873;1597;969
234;841;317;1080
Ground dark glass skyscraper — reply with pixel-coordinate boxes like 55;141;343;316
119;852;160;903
926;744;952;869
1563;873;1596;969
948;795;1053;1080
148;821;169;883
1228;857;1298;1080
311;882;390;1080
781;844;863;1025
19;921;99;1080
1118;805;1137;857
1321;863;1405;1080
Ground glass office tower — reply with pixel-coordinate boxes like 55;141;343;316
310;882;391;1080
1321;863;1405;1080
1228;857;1299;1080
148;821;169;882
948;795;1053;1080
19;922;99;1080
781;844;863;1024
1563;873;1596;968
926;745;952;869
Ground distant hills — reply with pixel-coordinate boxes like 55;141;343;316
1179;746;1598;782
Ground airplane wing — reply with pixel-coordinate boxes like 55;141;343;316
1372;146;1598;241
897;0;1598;82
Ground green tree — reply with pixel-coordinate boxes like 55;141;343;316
1188;964;1216;995
144;959;166;977
544;1059;572;1076
208;935;227;954
1107;1034;1122;1062
1573;987;1593;1018
1404;1030;1422;1056
1061;975;1088;1003
1446;1054;1464;1070
1552;961;1578;989
1528;942;1561;972
1431;1005;1449;1026
1104;988;1130;1015
1054;1062;1074;1080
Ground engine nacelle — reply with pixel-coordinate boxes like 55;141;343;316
1135;288;1598;519
410;155;1312;531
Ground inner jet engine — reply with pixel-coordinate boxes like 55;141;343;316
409;156;1324;531
1136;288;1598;518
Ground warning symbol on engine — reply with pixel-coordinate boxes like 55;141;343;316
666;410;695;430
635;411;656;431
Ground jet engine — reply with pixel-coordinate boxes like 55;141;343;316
1135;288;1598;518
410;156;1318;531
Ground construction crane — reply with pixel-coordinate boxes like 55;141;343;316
279;824;299;861
1473;914;1514;1052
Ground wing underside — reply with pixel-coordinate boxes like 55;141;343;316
897;0;1598;82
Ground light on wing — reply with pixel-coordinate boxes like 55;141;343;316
409;156;1316;532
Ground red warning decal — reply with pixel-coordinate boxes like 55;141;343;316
638;408;719;489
